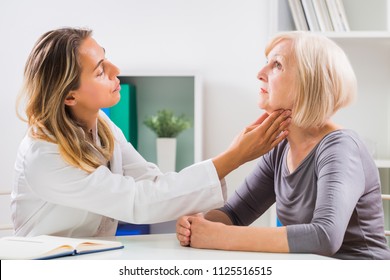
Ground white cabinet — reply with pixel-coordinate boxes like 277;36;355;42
269;0;390;241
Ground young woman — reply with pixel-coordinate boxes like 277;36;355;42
176;31;390;260
12;27;291;238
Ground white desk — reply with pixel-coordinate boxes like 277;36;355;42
69;233;332;260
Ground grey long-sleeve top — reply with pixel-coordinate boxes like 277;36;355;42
220;129;390;259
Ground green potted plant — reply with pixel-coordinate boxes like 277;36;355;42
143;109;191;138
143;109;191;172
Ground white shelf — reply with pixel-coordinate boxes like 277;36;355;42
375;160;390;169
273;31;390;40
325;31;390;39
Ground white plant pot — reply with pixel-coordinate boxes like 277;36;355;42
156;138;177;173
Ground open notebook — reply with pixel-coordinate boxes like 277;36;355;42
0;235;124;260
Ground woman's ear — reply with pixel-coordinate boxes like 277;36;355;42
64;91;77;106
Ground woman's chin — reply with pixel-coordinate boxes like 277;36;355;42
258;104;273;114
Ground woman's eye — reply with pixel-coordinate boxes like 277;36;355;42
272;61;283;74
97;68;105;77
274;61;282;70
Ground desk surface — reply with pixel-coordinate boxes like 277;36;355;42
69;233;332;260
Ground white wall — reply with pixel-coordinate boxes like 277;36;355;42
0;0;273;226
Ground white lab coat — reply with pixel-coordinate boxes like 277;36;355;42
11;111;226;237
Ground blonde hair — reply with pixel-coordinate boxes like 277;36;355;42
17;27;114;173
265;31;357;128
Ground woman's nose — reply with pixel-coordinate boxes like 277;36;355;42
108;61;120;78
257;68;267;82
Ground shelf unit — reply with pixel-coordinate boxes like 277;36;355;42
116;73;203;234
270;0;390;34
270;0;390;241
118;73;203;171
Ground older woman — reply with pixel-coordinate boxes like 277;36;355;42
176;31;390;260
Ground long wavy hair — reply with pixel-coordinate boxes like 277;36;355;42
17;27;114;173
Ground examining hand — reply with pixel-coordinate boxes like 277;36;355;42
212;110;291;179
228;110;291;166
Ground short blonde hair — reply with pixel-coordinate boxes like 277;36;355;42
265;31;357;128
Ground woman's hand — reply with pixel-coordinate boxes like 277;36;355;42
176;210;233;247
186;216;226;250
176;215;191;246
180;215;290;253
176;213;203;247
213;110;291;179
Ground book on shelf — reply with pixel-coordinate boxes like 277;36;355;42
287;0;350;32
312;0;334;31
110;83;131;143
334;0;350;31
0;235;124;260
301;0;321;31
110;83;138;149
287;0;309;31
128;84;138;149
325;0;350;31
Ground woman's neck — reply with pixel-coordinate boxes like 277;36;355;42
68;107;99;142
286;120;341;173
70;107;99;132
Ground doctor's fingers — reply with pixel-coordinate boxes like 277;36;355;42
266;116;291;145
247;109;286;130
260;110;291;135
251;112;291;141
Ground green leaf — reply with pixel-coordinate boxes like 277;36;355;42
143;109;191;138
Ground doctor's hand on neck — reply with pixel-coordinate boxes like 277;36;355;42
212;109;291;180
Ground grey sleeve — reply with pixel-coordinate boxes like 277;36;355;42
219;153;277;226
287;136;365;256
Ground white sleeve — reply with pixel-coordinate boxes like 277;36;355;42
99;110;163;180
23;140;225;224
